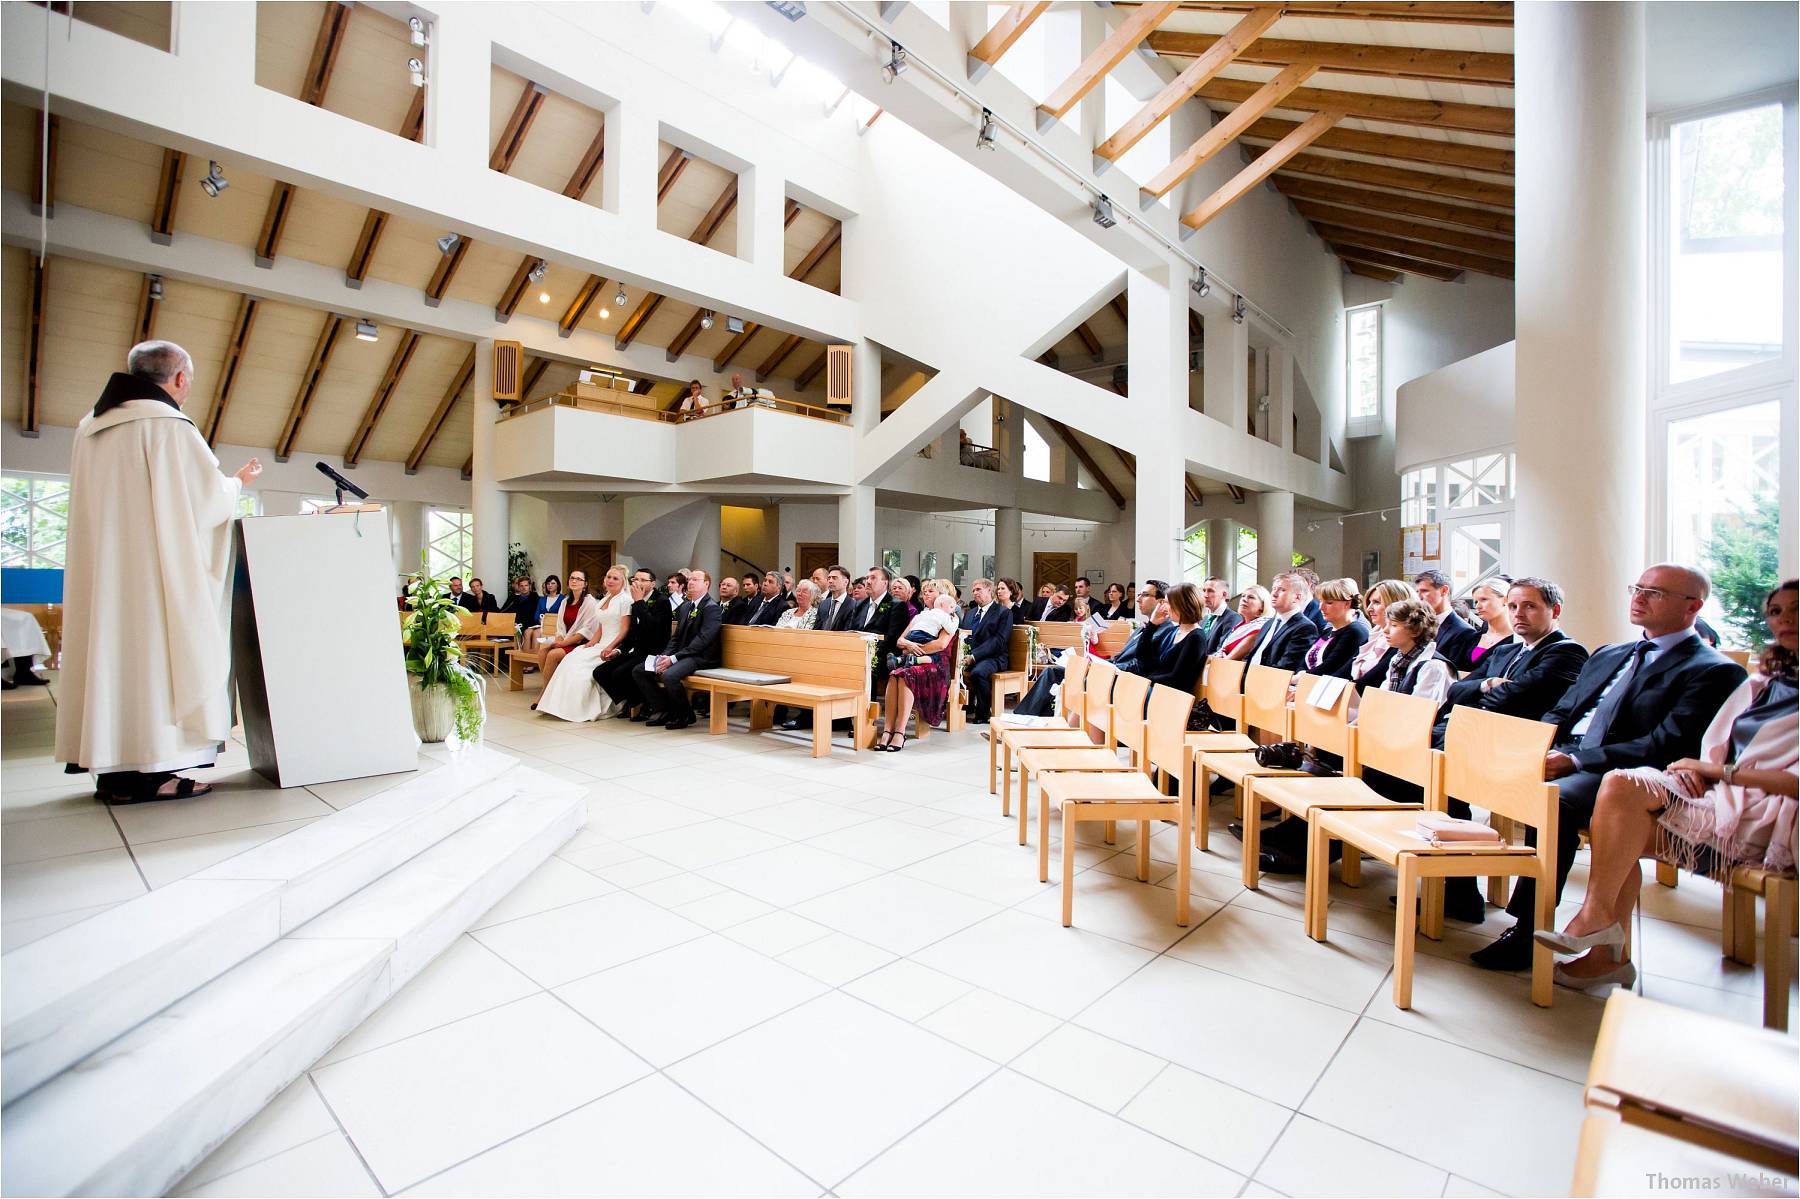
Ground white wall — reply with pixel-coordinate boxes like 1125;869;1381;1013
1396;342;1516;472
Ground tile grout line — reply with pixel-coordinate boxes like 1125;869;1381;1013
303;1071;391;1198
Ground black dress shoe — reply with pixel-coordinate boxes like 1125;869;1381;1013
1257;848;1306;875
665;718;694;730
1469;925;1534;971
645;713;670;727
630;710;653;723
1209;776;1236;796
1390;880;1488;925
780;719;801;731
1227;821;1246;841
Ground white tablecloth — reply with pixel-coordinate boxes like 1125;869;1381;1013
1;608;52;664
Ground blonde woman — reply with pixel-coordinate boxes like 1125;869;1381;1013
1352;579;1419;692
1219;586;1272;659
1468;575;1516;664
536;565;632;721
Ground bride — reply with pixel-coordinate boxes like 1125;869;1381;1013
536;565;633;722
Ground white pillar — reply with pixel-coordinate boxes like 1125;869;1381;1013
1204;517;1233;584
1256;490;1294;584
603;100;659;231
470;339;509;590
1129;264;1186;587
692;500;721;583
1514;1;1645;648
1202;309;1249;435
850;340;881;439
737;165;786;269
995;506;1023;583
390;499;428;584
838;487;875;574
1269;347;1294;452
424;6;489;168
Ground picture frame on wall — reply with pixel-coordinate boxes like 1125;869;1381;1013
882;548;901;574
952;553;969;588
918;551;938;578
982;555;996;582
1362;551;1379;589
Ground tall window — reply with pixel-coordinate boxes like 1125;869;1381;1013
1;476;70;568
427;508;473;580
1182;525;1207;586
1345;304;1382;438
1232;526;1258;594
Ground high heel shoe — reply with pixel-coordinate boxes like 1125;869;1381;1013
1533;922;1625;955
1553;960;1636;993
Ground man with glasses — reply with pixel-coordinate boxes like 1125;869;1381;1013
1471;563;1745;971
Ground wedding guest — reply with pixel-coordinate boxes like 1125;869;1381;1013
1218;587;1272;659
878;589;960;750
1352;579;1419;694
1468;575;1517;664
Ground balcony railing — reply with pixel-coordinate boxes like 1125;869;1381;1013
500;390;850;427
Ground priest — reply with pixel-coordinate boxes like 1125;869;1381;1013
55;341;262;804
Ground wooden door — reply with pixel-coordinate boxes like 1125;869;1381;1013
795;542;838;579
1032;551;1077;595
563;540;615;587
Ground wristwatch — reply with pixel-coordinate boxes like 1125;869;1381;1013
1722;762;1736;785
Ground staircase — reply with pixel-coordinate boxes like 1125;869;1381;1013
0;747;585;1197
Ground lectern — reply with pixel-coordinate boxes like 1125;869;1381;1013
231;508;417;787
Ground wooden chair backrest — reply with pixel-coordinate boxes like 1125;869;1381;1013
1031;622;1084;654
1443;706;1558;827
1095;621;1132;658
717;626;872;691
1354;686;1441;787
1244;665;1295;739
1204;656;1248;723
1291;674;1356;758
1724;648;1754;669
1065;653;1095;720
455;610;518;637
1144;683;1199;777
1110;672;1152;757
1007;625;1032;671
1076;656;1110;733
542;611;560;637
481;613;517;637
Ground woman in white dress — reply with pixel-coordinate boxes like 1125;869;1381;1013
536;566;633;722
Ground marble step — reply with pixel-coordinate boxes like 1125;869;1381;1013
1;747;519;1105
0;769;585;1198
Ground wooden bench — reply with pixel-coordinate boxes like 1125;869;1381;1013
684;626;872;758
993;622;1085;717
458;611;515;676
506;611;559;690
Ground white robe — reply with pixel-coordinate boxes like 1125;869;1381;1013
55;400;242;773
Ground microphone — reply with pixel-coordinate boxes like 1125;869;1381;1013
315;461;369;505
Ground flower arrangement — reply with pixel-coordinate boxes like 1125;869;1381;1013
401;552;486;743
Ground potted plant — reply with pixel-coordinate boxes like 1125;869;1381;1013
402;557;485;744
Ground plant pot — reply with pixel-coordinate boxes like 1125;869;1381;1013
411;680;455;743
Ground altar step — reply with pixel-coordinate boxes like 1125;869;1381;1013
0;761;586;1198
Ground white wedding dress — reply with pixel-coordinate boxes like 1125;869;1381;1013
535;590;631;722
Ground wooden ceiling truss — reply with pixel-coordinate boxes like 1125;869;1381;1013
1036;1;1181;131
665;200;801;361
618;175;740;351
201;293;260;446
495;124;606;322
1046;419;1125;507
345;329;423;466
256;2;350;267
24;255;47;437
149;148;184;246
30;110;59;216
967;1;1053;81
406;345;476;474
276;314;345;461
345;90;425;288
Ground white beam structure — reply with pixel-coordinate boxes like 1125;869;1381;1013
1127;263;1188;585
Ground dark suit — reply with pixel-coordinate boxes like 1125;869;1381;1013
1115;620;1175;675
1020;597;1053;622
500;591;538;623
720;595;754;625
1301;598;1323;628
960;603;1014;717
1243;611;1321;675
1432;630;1589;743
1198;608;1243;659
594;594;669;707
816;591;855;631
1502;632;1746;925
1042;601;1076;623
1307;619;1370;680
633;595;724;721
1142;625;1207;694
1433;608;1481;671
453;591;493;613
745;594;789;626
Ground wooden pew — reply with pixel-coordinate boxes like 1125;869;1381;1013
506;612;559;690
684;626;872;758
992;622;1086;717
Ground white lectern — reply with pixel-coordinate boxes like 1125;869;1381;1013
231;508;418;787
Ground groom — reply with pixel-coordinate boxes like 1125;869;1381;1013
632;569;722;729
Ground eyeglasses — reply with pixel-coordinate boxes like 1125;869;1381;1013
1626;584;1698;602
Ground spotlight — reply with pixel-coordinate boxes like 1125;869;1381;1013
598;307;611;319
1380;511;1390;522
699;311;715;331
539;292;551;303
408;57;427;87
354;319;379;342
976;109;997;152
198;161;229;198
1192;269;1210;298
1306;522;1320;534
1231;296;1246;325
436;233;461;256
1091;195;1116;229
881;42;908;82
147;275;164;300
408;15;428;46
614;286;628;308
527;260;547;283
766;0;807;19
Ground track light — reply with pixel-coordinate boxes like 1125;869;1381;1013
699;311;715;331
436;233;461;256
1192;269;1210;298
354;319;378;342
614;286;628;308
881;42;908;82
1091;195;1116;229
147;275;164;300
408;15;428;46
1231;296;1246;325
527;260;547;283
198;161;228;198
408;57;427;87
976;109;997;152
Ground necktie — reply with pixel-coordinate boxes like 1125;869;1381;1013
1579;641;1651;749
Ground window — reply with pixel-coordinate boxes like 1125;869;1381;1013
1666;399;1781;644
299;496;340;515
1232;526;1258;595
1443;453;1512;510
1021;419;1050;481
1;476;70;568
1400;468;1437;526
1346;304;1382;438
236;492;261;519
1181;525;1207;586
427;508;473;580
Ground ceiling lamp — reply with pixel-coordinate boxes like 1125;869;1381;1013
146;275;164;300
598;306;611;319
527;260;547;283
435;233;461;256
1191;269;1210;298
198;161;229;198
354;319;379;342
976;109;997;152
613;286;628;308
1231;296;1246;325
538;292;551;304
1091;195;1116;229
408;15;428;46
881;42;908;83
699;311;715;330
407;57;427;87
766;0;807;19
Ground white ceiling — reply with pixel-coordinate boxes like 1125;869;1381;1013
1646;1;1798;113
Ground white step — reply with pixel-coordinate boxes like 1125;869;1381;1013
0;768;585;1198
1;747;518;1105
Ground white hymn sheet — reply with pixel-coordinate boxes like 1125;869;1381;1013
1307;676;1348;709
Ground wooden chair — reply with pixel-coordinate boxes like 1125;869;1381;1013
1038;683;1199;927
1178;657;1260;850
992;625;1033;717
462;613;516;676
1203;673;1357;857
1195;665;1303;843
1721;865;1798;1032
1016;671;1148;859
506;611;558;689
988;654;1095;815
1250;686;1435;897
1308;706;1558;1009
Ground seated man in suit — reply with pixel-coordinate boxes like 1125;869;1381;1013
1294;567;1324;628
1009;581;1169;719
1197;576;1242;658
958;578;1014;724
1413;568;1480;670
499;576;538;623
1242;571;1321;674
814;564;857;632
1041;587;1075;623
463;578;500;615
744;571;790;626
1471;563;1747;971
448;577;476;612
717;575;752;625
1433;576;1588;746
631;569;723;730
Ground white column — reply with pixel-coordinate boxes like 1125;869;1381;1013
1269;347;1294;452
850;340;881;439
995;507;1023;583
692;500;721;583
172;2;254;85
1129;264;1187;587
838;487;875;574
602;100;659;231
1202;309;1249;435
1204;517;1232;584
390;499;428;583
1514;1;1645;648
737;165;786;269
470;339;509;589
1256;490;1294;584
423;6;489;168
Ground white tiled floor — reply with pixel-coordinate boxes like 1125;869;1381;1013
3;677;1796;1197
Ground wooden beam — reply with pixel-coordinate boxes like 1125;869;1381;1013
559;275;606;337
346;91;424;287
1141;61;1317;203
1313;223;1512;278
346;329;423;466
1147;30;1512;86
795;351;829;391
23;256;47;436
1290;200;1512;258
297;1;352;105
520;356;551;401
1273;174;1513;235
424;236;473;306
1108;296;1130;324
1184;474;1203;504
1344;261;1403;283
1188;308;1203;339
968;1;1052;76
276;315;345;460
255;183;300;268
618;177;739;350
665;200;802;362
461;456;472;480
1095;4;1281;166
406;345;476;474
1073;322;1103;359
615;293;665;351
202;294;260;446
1244;117;1514;176
657;148;691;201
1036;1;1181;129
1046;419;1125;507
562;125;607;200
756;334;806;382
1330;243;1461;281
790;222;842;282
1276;151;1511;207
1182;107;1344;231
1196;76;1513;136
150;148;184;245
489;83;548;173
713;325;760;373
133;273;160;345
29;111;58;216
1120;2;1512;25
494;257;542;323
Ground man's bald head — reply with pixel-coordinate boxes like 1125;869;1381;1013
1630;563;1712;637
